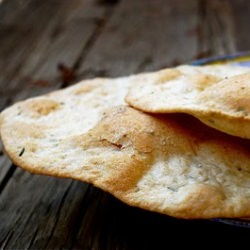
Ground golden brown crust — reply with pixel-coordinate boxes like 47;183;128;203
126;65;250;138
2;69;250;219
2;101;250;218
22;98;61;117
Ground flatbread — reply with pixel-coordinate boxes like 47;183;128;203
2;76;250;219
126;65;250;138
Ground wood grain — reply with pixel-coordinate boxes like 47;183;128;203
0;0;111;179
230;0;250;51
0;0;120;248
79;0;198;78
196;0;236;57
0;0;250;249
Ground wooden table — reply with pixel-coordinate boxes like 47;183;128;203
1;0;250;248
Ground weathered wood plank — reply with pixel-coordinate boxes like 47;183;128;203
196;0;237;58
196;0;250;57
72;0;207;248
79;0;198;78
0;1;199;249
230;0;250;51
0;1;126;249
0;0;110;181
0;0;70;92
0;171;90;249
0;0;119;248
74;0;250;247
0;0;109;100
0;0;250;249
0;156;13;194
71;190;250;249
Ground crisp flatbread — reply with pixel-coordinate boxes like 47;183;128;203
126;65;250;138
2;75;250;219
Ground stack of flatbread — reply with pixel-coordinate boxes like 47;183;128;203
1;64;250;219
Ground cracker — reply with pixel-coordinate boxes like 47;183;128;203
126;65;250;138
2;74;250;219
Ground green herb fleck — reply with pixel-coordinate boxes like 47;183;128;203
208;119;215;124
19;147;25;157
147;130;155;135
167;187;177;192
236;106;246;112
236;106;248;116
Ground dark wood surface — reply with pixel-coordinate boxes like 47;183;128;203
1;0;250;249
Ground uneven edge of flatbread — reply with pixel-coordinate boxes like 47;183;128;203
126;68;250;139
126;100;250;139
2;105;250;219
164;108;250;140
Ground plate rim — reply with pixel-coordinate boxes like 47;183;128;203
190;51;250;65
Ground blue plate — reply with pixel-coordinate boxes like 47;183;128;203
191;51;250;67
192;52;250;228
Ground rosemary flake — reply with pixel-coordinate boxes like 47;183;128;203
19;147;25;157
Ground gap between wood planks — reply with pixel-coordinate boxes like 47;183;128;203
0;0;120;247
61;6;114;88
0;0;116;195
0;0;249;248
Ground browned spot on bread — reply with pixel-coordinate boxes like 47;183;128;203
25;141;38;153
70;106;156;191
175;184;226;218
188;74;221;90
8;122;46;139
20;98;60;118
73;84;96;95
155;69;181;84
73;80;107;95
94;106;155;154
